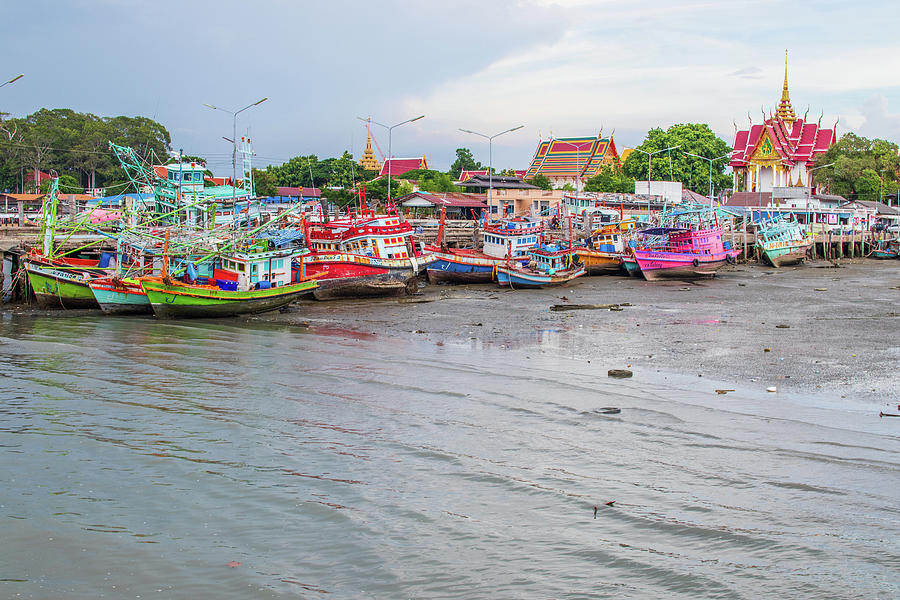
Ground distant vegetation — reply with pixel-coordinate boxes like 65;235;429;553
0;108;171;194
814;133;900;202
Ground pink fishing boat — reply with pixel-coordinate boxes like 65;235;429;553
631;226;740;281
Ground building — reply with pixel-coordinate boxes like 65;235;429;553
523;134;619;188
730;52;836;194
458;170;488;182
398;191;487;219
358;122;382;173
379;157;428;178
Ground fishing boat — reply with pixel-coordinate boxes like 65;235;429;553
756;218;812;267
576;219;637;275
426;211;542;284
496;243;586;288
870;238;900;259
140;244;316;319
300;203;432;299
621;254;641;277
631;225;740;281
89;276;152;315
24;253;111;309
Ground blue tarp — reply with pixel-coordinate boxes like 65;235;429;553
256;229;305;248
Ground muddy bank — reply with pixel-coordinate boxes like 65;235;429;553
260;258;900;403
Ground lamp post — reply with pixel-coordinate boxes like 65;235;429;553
805;162;834;233
204;97;268;212
458;125;524;214
358;115;424;202
0;74;23;90
634;145;680;196
684;152;730;207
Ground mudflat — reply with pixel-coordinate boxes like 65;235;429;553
268;258;900;404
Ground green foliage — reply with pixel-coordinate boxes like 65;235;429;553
251;168;277;197
266;151;363;190
623;123;731;195
584;164;636;193
449;147;484;179
814;133;900;200
398;168;456;192
560;183;575;191
322;188;355;208
39;174;83;194
526;174;552;190
0;108;171;193
363;176;409;200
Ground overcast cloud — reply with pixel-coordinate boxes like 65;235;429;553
2;0;898;174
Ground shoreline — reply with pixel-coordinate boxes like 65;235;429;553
4;257;899;405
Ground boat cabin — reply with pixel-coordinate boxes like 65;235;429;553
482;217;543;259
307;215;414;260
526;244;576;274
217;245;296;291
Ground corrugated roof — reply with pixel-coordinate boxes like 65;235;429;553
398;191;486;208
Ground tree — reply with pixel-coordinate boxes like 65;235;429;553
623;124;732;195
526;173;552;190
251;168;277;197
397;168;456;192
814;133;900;200
40;173;82;194
584;164;636;193
449;147;484;179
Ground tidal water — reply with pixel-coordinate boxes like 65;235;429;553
1;314;898;599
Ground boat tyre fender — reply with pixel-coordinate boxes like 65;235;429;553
726;254;735;264
692;258;700;267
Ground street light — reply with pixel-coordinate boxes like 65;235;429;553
0;74;23;89
458;125;524;214
805;162;834;233
634;145;680;196
204;97;268;212
358;114;424;202
684;152;730;207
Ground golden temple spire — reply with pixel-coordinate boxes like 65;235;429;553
776;49;797;123
358;119;381;172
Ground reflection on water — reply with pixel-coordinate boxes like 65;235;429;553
0;314;898;599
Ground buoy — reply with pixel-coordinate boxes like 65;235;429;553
766;386;777;393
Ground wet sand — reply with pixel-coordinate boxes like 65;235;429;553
260;258;900;405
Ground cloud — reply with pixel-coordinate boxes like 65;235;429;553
729;67;763;79
855;95;900;142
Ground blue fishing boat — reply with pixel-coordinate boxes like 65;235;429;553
870;238;899;259
496;243;586;288
426;212;542;284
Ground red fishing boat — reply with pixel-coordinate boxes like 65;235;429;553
298;188;432;299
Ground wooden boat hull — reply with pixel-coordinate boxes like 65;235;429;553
301;252;431;299
89;278;152;315
496;266;586;288
633;250;740;281
871;250;900;259
621;256;641;277
140;278;317;319
426;250;522;284
762;240;812;267
24;260;100;309
576;249;622;275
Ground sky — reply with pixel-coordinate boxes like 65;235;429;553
3;0;899;176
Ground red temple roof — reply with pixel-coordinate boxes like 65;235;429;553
730;116;835;169
379;157;428;177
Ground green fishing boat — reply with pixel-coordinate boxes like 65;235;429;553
139;277;316;319
24;256;103;309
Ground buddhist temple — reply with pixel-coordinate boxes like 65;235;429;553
378;156;428;178
730;52;836;193
358;122;382;172
524;133;619;188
